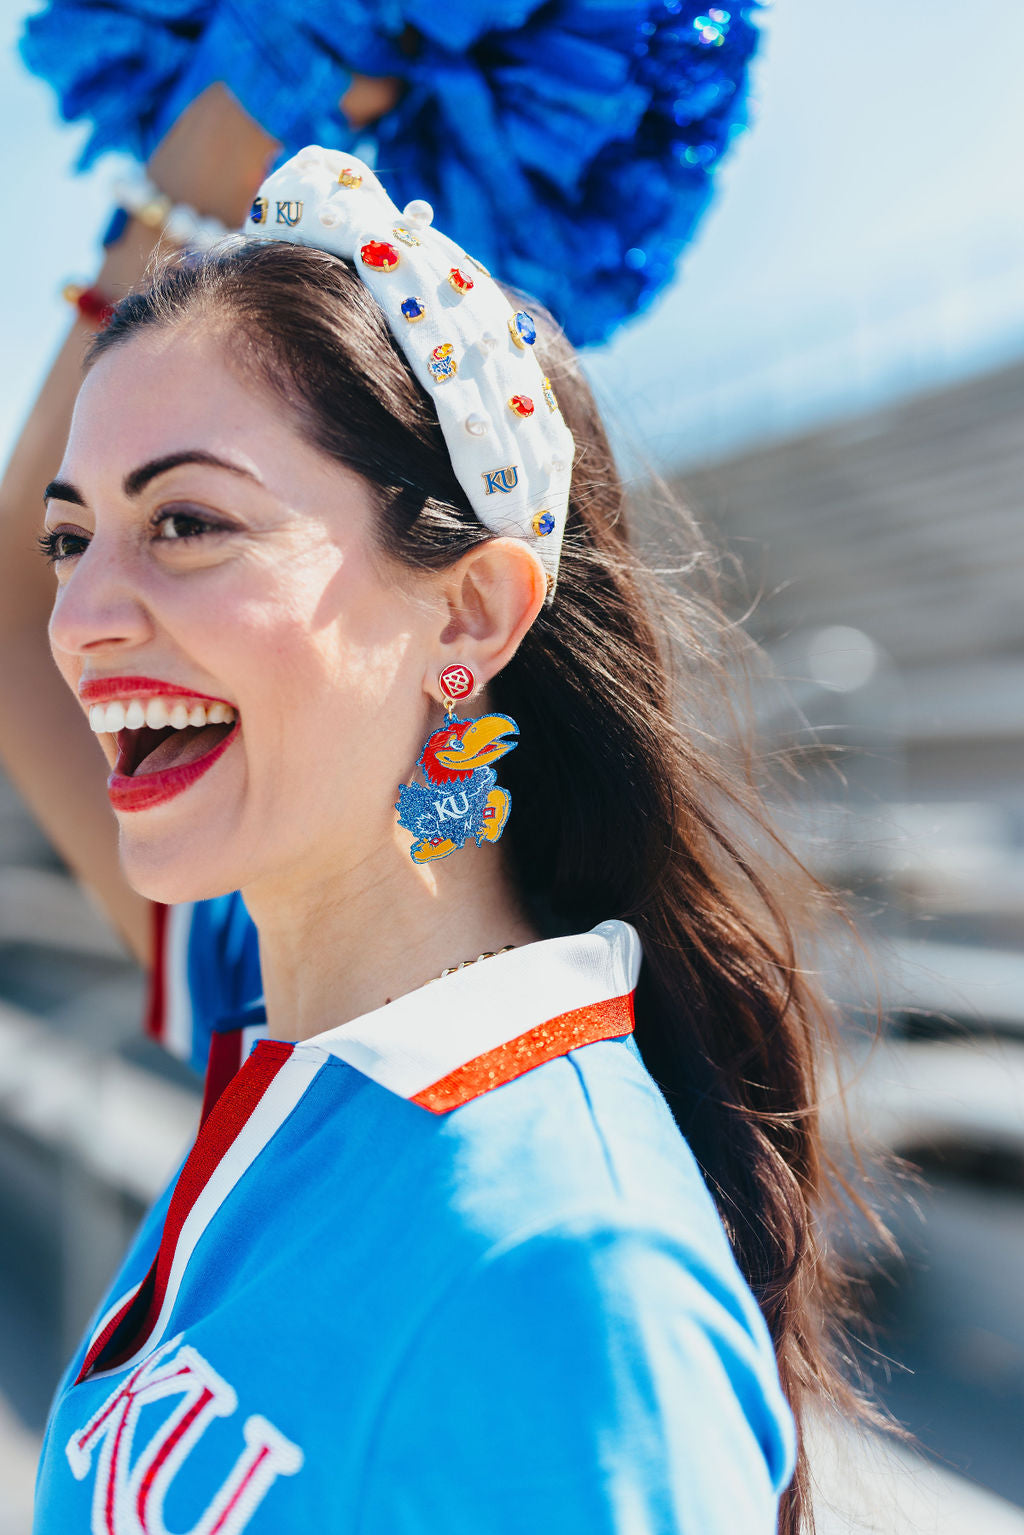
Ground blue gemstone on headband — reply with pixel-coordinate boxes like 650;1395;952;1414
510;311;537;347
401;296;426;322
533;511;556;537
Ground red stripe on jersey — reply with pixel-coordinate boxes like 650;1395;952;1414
143;902;169;1046
72;1287;146;1407
411;991;636;1114
199;1029;246;1130
76;1041;294;1384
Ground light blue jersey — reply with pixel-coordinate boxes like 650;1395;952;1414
35;910;796;1532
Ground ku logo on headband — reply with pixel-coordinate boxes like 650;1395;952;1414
482;466;519;495
66;1334;303;1534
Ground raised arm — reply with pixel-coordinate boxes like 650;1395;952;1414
0;85;277;968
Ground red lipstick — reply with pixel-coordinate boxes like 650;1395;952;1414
107;720;240;813
80;675;233;707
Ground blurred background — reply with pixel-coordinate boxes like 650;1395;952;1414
1;0;1024;1530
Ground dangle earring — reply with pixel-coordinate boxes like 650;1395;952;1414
395;664;520;864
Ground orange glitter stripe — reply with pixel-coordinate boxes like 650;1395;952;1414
411;991;635;1114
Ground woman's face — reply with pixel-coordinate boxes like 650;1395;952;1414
45;323;441;906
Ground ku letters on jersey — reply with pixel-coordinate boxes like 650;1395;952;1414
66;1334;302;1535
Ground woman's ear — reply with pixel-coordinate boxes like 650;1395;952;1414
425;538;546;695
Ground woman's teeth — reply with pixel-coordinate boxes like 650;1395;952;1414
88;698;236;733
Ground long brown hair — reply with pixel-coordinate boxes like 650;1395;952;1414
88;241;897;1532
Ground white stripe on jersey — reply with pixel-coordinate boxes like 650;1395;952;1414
240;1021;266;1062
163;902;197;1062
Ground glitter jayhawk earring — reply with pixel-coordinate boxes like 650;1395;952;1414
395;664;519;864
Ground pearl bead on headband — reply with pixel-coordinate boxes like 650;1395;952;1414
244;146;575;600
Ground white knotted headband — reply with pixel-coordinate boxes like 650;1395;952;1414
243;146;575;598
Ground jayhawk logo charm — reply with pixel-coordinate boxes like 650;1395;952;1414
395;666;518;863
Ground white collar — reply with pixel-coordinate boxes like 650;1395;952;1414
289;919;642;1112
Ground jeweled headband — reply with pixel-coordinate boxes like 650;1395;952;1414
243;146;575;599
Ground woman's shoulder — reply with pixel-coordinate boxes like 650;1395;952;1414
360;1037;798;1527
437;1030;745;1289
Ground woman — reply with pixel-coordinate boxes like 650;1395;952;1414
4;134;874;1535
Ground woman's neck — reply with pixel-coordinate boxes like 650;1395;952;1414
242;838;540;1043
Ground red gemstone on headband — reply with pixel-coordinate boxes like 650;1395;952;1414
508;395;535;418
448;266;474;294
360;240;401;272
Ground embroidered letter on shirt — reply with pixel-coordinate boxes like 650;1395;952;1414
66;1335;303;1535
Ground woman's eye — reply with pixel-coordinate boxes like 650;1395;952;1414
37;529;88;564
151;507;224;543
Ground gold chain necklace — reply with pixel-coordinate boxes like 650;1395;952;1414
385;946;517;1005
434;945;516;981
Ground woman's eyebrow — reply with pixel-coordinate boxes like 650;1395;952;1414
122;451;262;498
43;451;262;508
42;478;84;507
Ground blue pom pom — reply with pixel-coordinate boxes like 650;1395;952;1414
19;0;765;345
100;204;130;248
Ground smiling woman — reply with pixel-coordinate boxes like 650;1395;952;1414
0;148;891;1535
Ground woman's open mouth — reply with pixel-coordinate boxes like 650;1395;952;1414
87;693;240;813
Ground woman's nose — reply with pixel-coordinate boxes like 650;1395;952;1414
48;545;156;659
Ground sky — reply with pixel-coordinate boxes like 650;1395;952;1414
2;0;1024;473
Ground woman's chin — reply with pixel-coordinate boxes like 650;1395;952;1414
111;737;250;904
117;821;246;909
